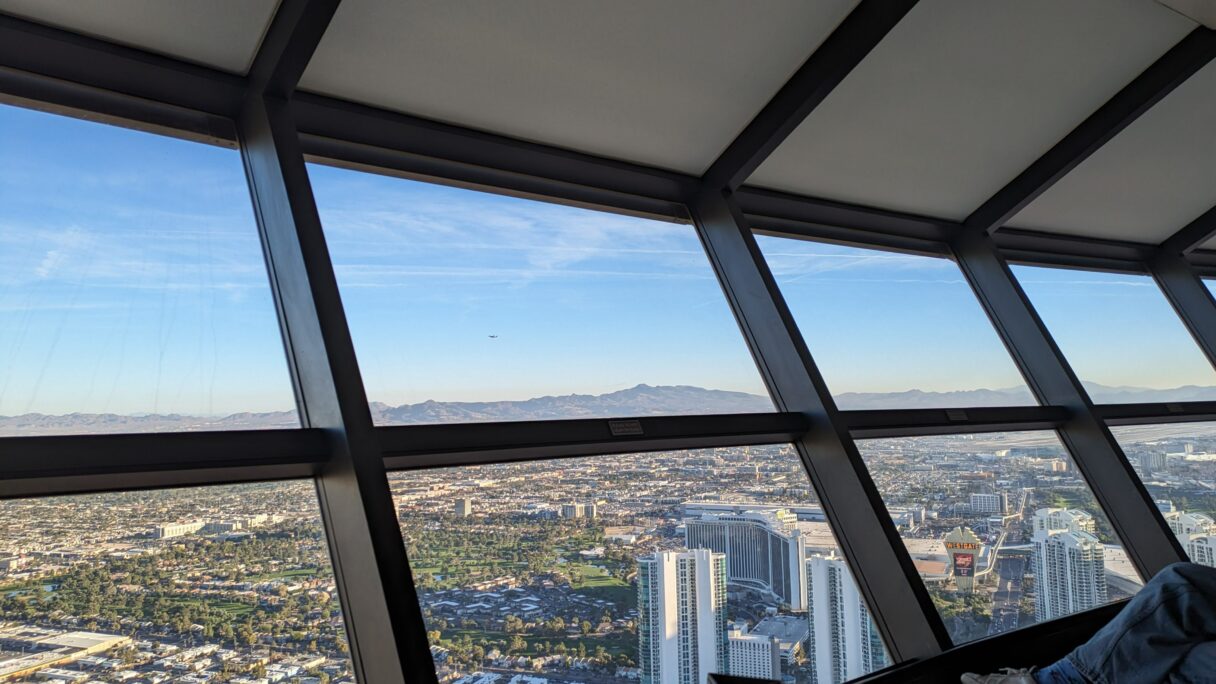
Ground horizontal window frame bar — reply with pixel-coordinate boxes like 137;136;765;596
300;137;689;224
736;185;955;246
0;67;238;146
0;13;245;119
749;215;949;259
736;186;1153;273
1184;249;1216;277
993;228;1151;275
0;428;330;498
1096;401;1216;426
841;405;1070;439
379;412;808;470
292;92;695;221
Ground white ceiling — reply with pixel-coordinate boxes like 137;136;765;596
0;0;280;73
299;0;858;175
746;0;1195;221
1010;60;1216;245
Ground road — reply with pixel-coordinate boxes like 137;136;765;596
987;555;1026;636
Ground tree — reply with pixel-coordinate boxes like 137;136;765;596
508;634;526;654
504;614;524;633
580;620;593;636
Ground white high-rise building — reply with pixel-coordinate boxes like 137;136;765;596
970;492;1008;515
806;554;888;684
727;623;781;680
685;508;808;610
1033;509;1107;622
1139;451;1167;476
1182;534;1216;567
453;498;473;517
638;549;728;684
1159;506;1216;567
1033;508;1096;535
1163;511;1216;536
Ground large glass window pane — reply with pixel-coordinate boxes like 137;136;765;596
309;164;771;424
1014;266;1216;402
392;445;888;683
0;104;296;435
754;238;1034;409
1110;422;1216;567
0;481;353;681
857;432;1141;646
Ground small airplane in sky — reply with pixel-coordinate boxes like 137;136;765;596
488;335;499;339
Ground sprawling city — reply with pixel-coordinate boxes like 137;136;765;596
392;424;1216;684
0;483;352;683
0;423;1212;684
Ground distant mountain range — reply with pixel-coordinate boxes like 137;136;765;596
4;382;1215;435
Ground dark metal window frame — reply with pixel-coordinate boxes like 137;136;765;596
2;1;1216;680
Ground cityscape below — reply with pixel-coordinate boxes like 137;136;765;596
0;392;1212;684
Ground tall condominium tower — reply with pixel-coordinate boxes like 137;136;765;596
806;554;888;684
638;549;729;684
1033;507;1096;535
685;508;808;610
1160;506;1216;567
1033;509;1107;622
1163;510;1216;536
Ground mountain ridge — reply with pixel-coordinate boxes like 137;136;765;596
4;382;1215;435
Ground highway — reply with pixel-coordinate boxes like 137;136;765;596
987;555;1026;636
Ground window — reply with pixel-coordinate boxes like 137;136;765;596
391;445;888;683
856;431;1140;645
0;104;296;435
1013;266;1216;401
1109;422;1216;567
754;238;1034;409
309;164;771;424
0;481;352;681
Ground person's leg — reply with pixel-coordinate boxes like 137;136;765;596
1064;562;1216;683
1034;657;1085;684
1169;641;1216;683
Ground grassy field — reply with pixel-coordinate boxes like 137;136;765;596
569;563;634;611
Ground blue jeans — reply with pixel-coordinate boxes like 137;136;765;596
1035;562;1216;684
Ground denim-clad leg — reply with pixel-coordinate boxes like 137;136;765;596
1168;641;1216;683
1059;562;1216;683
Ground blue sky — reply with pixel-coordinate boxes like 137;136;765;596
1013;265;1216;390
2;102;1215;417
0;104;293;416
309;164;766;405
756;237;1034;402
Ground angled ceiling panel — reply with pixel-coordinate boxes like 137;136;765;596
0;0;280;74
1010;60;1216;245
299;0;858;174
747;0;1194;220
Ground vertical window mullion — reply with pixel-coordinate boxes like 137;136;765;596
237;93;435;684
690;188;950;662
953;229;1185;577
1150;249;1216;375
